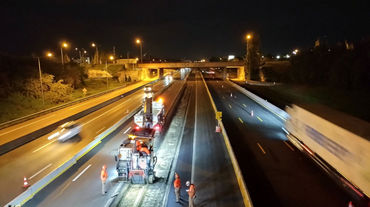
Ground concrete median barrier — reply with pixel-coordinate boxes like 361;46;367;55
4;76;184;207
201;74;253;207
0;80;161;155
227;81;289;121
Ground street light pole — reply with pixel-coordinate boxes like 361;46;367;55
105;60;108;89
60;47;64;65
37;57;45;105
140;43;143;63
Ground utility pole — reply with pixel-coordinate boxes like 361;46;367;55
105;60;108;89
37;57;45;105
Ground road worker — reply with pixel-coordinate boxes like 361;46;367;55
173;172;181;203
100;165;108;195
186;181;196;207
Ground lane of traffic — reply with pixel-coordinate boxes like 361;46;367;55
206;78;352;207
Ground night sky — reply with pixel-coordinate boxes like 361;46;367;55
1;0;369;59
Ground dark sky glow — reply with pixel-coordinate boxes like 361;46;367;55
0;0;369;59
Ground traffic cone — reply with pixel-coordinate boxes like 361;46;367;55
23;176;30;188
251;110;254;117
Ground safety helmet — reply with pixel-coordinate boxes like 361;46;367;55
186;181;190;186
102;165;106;170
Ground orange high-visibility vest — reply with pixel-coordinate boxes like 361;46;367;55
188;184;195;197
139;147;150;155
101;169;107;182
174;178;181;188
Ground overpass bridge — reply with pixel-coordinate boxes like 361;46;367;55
137;61;246;80
115;59;290;81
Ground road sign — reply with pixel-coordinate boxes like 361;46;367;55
216;111;222;120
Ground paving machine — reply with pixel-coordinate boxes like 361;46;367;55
115;85;163;184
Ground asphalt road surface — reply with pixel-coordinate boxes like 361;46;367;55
23;78;184;207
205;76;353;207
0;79;170;206
166;72;244;207
0;80;156;146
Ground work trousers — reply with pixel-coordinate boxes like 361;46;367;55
174;187;180;202
189;195;195;207
102;181;106;195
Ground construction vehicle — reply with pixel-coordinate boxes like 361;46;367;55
115;85;164;184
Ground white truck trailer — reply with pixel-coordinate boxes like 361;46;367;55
285;104;370;202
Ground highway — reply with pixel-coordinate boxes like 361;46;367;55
23;77;185;207
166;72;244;207
205;75;353;207
0;78;170;206
0;79;156;151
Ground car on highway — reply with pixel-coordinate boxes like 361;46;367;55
48;121;82;142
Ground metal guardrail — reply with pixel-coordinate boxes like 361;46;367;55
0;80;160;155
228;80;289;121
201;73;254;207
0;81;156;130
4;76;183;207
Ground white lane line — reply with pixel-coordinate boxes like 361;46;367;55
228;104;232;109
29;163;53;180
82;98;131;126
72;164;92;182
96;127;106;134
69;101;91;110
32;139;57;153
243;104;247;108
133;186;146;207
191;75;198;183
238;117;244;124
257;142;266;155
0;115;55;136
257;116;263;122
284;141;295;151
123;127;131;134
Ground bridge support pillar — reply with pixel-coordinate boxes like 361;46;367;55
140;68;150;80
158;68;164;78
237;66;246;81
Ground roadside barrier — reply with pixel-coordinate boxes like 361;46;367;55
4;77;177;207
228;81;289;121
0;80;160;155
201;74;253;207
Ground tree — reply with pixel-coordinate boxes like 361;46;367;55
24;74;73;103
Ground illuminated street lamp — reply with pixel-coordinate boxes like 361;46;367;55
292;49;299;55
109;55;114;61
246;34;252;40
36;52;53;105
91;42;99;64
60;42;69;65
135;38;143;63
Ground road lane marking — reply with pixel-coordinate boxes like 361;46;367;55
32;139;57;153
284;141;295;151
96;127;106;134
243;104;247;108
257;142;266;154
72;164;92;182
123;127;131;134
69;101;91;110
0;115;55;136
83;98;132;126
228;104;232;109
29;163;52;180
257;116;263;122
191;77;198;183
238;117;243;123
